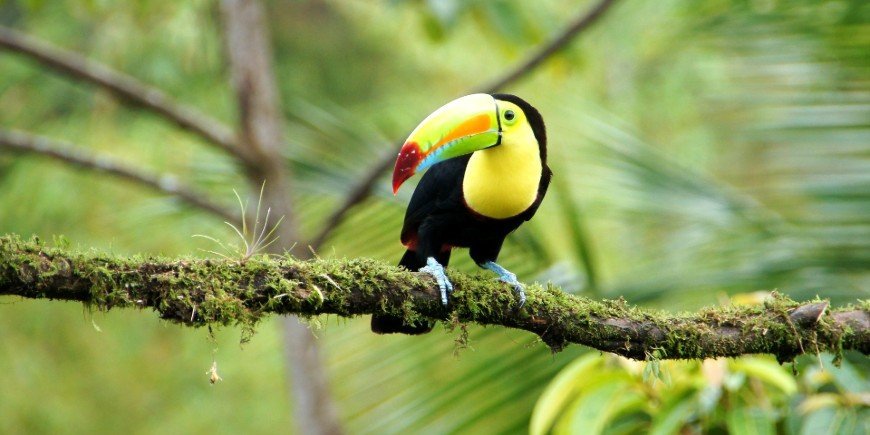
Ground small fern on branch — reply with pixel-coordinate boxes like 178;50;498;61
194;182;284;261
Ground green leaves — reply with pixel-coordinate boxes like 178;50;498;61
555;375;643;435
533;354;868;434
730;358;798;396
531;353;601;435
1;0;867;433
399;0;544;47
726;407;776;435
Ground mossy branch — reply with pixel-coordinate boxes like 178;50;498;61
1;235;866;362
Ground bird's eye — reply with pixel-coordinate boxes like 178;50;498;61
503;109;516;124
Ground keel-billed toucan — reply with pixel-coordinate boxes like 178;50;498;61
371;93;551;334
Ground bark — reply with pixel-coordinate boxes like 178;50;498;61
1;235;866;363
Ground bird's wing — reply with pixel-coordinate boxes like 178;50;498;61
400;156;469;246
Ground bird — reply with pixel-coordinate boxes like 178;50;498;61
371;93;551;334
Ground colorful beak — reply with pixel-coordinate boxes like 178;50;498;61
392;93;501;194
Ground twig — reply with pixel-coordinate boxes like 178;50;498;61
307;150;394;250
307;0;620;249
476;0;618;94
1;235;866;361
0;129;238;222
0;26;247;164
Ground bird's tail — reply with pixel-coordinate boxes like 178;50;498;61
370;313;433;335
400;248;451;269
399;248;426;269
370;249;443;335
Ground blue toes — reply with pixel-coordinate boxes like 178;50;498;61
483;261;526;308
419;257;453;306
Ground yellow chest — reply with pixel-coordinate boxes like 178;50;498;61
462;130;542;219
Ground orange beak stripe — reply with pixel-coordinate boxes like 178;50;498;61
433;113;492;150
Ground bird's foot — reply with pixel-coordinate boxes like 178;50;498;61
419;257;453;306
483;261;526;308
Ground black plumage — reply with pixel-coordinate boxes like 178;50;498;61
372;94;551;334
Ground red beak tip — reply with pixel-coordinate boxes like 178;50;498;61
392;172;411;194
391;141;423;195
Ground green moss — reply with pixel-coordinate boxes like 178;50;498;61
1;234;867;360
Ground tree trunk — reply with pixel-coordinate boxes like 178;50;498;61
219;1;342;434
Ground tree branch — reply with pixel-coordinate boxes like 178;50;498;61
2;235;865;362
0;129;239;222
476;0;618;94
307;151;393;250
0;26;248;164
307;0;620;250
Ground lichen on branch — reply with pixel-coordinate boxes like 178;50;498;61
0;235;867;362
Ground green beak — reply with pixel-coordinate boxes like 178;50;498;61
392;93;501;194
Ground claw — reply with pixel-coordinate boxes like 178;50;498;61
419;257;453;306
483;261;526;308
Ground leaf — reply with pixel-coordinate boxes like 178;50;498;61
555;375;644;435
649;389;698;435
726;407;776;435
731;358;798;396
552;174;599;293
798;393;842;415
478;1;531;45
530;353;601;435
826;357;870;395
799;408;848;435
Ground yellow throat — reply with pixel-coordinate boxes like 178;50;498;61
462;126;542;219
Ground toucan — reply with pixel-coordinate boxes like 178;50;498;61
371;93;551;334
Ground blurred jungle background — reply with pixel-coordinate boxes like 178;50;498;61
0;0;867;433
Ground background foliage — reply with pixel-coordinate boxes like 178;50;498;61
0;0;867;433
